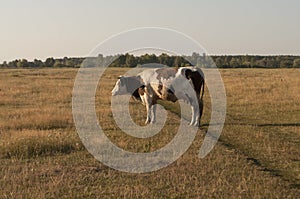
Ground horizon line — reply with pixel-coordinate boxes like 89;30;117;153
2;53;300;63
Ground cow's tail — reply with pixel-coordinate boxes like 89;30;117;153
200;78;205;100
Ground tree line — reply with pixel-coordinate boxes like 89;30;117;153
1;53;300;68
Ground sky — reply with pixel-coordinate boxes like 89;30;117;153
0;0;299;62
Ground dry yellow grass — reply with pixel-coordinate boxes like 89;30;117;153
0;68;299;198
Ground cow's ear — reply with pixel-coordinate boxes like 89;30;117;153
119;76;125;86
185;69;192;79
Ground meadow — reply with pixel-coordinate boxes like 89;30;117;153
0;68;299;198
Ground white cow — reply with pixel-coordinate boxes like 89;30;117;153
111;67;205;126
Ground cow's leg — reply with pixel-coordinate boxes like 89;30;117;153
193;105;200;127
150;96;158;124
139;87;152;125
145;102;152;124
190;102;200;126
144;96;152;125
145;105;151;124
150;104;157;124
190;106;195;126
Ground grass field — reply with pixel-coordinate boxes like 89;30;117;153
0;68;299;198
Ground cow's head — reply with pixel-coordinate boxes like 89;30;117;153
112;76;128;96
112;76;144;99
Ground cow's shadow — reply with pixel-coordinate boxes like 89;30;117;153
200;123;300;127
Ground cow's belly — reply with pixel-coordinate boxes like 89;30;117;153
149;83;177;102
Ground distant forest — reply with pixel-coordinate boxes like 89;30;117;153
1;53;300;68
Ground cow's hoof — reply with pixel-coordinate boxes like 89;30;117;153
189;121;200;127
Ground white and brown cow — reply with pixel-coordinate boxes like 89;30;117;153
111;67;205;126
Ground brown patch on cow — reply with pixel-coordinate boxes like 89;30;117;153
151;93;160;105
121;76;145;101
157;84;163;95
161;86;177;102
138;87;145;96
184;69;193;79
132;88;141;101
155;68;178;102
184;68;205;100
156;68;177;80
166;93;178;102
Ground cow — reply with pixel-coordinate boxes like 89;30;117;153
111;67;205;126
